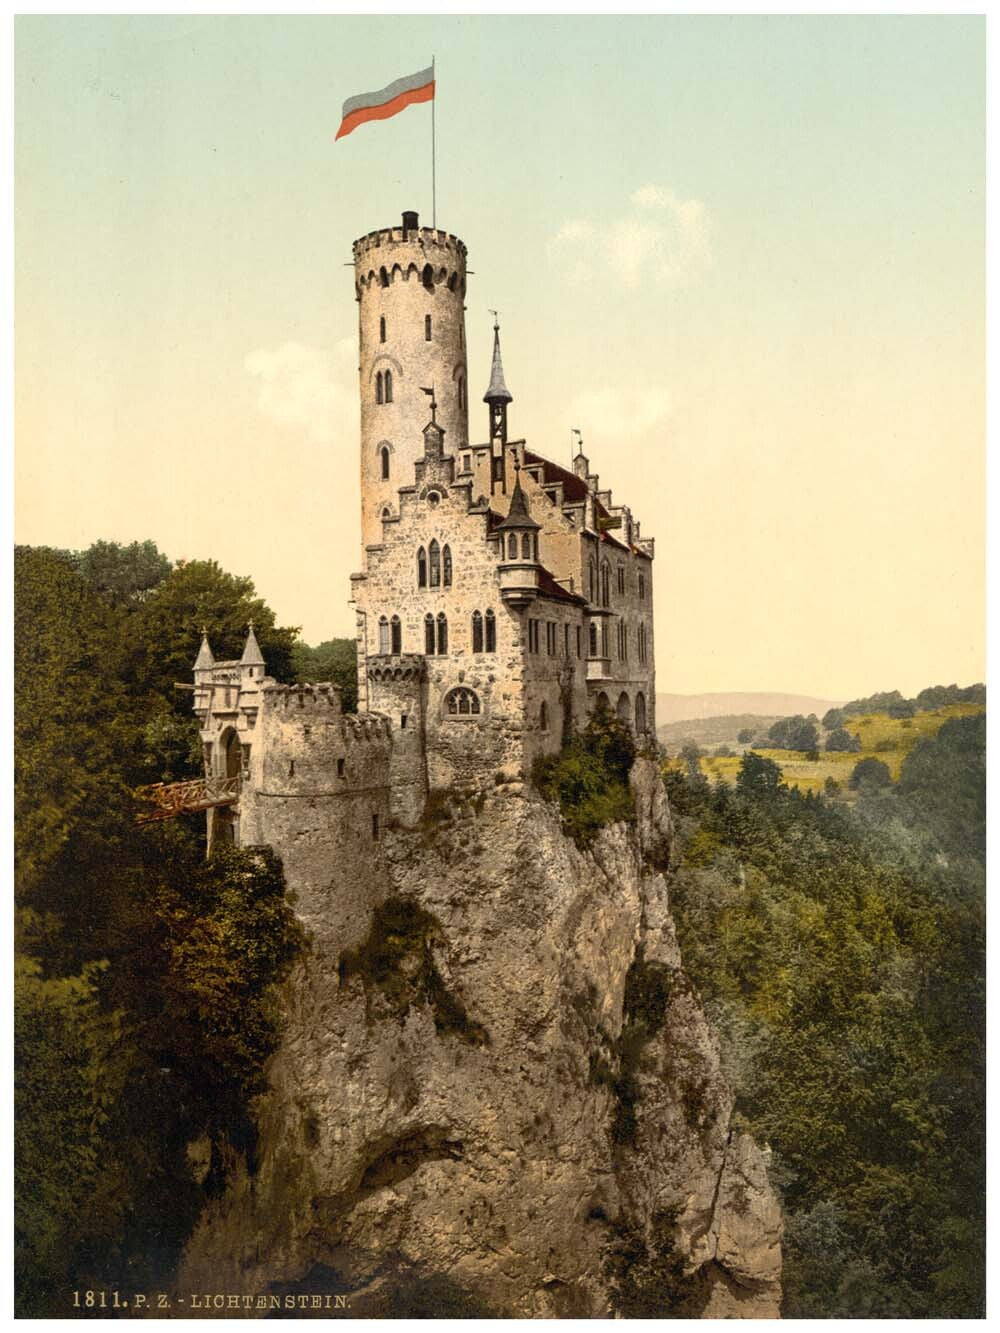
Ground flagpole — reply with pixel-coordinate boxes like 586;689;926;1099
431;55;436;228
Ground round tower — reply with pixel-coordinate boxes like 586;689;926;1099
354;211;469;549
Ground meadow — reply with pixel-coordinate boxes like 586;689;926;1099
666;702;984;797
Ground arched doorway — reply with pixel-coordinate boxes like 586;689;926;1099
214;728;242;846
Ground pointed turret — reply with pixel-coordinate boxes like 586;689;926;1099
496;468;540;534
496;465;541;608
193;628;215;671
484;316;512;445
241;620;265;668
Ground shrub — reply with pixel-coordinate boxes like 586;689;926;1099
826;728;861;753
848;757;892;791
533;708;636;848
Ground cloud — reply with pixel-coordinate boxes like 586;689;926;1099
244;339;355;445
568;384;673;440
548;185;712;289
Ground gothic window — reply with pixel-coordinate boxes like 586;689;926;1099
380;445;390;480
589;559;597;603
589;622;598;657
436;612;448;655
376;372;383;405
540;701;549;732
601;563;610;608
576;625;582;658
429;539;441;587
564;624;570;656
425;613;435;655
378;616;390;655
381;506;391;521
485;609;496;652
443;544;452;587
618;566;625;595
384;369;393;403
379;315;386;343
528;619;540;654
635;692;647;734
617;692;631;727
445;687;480;716
638;623;647;664
425;314;432;341
457;375;466;411
639;571;646;599
417;546;427;587
391;614;402;655
379;266;389;288
521;533;532;560
472;610;483;653
546;622;556;656
601;621;609;657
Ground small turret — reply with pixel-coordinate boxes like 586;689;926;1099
241;621;265;677
193;628;215;672
484;316;512;446
496;465;540;607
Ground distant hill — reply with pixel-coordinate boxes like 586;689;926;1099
656;692;843;726
659;714;783;749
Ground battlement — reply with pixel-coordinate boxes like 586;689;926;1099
353;225;467;263
367;653;427;683
356;255;466;296
261;681;344;714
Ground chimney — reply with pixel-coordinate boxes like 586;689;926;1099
402;210;419;236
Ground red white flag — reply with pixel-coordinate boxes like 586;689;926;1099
336;65;435;141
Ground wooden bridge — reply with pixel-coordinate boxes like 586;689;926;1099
134;775;241;824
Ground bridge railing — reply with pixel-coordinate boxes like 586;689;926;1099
134;775;241;824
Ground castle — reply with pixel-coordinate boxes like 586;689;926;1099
193;211;656;848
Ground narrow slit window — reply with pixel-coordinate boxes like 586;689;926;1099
384;369;393;403
379;315;386;343
425;314;432;341
380;445;390;480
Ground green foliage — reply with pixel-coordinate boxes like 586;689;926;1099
663;746;984;1317
14;544;304;1315
339;897;488;1045
825;726;861;753
915;682;985;710
291;637;358;712
74;539;172;608
736;727;755;745
848;756;892;790
822;707;846;730
532;708;636;848
767;714;819;752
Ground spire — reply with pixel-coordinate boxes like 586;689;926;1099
496;464;540;531
483;316;512;405
193;627;214;670
240;620;265;667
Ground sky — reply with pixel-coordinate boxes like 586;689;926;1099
14;15;985;699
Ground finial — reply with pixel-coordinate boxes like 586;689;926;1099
420;384;437;423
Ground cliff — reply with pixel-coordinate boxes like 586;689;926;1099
178;758;782;1316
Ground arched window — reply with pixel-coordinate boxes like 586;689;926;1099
540;701;549;732
507;533;517;560
457;375;466;411
638;623;647;663
521;533;532;560
639;571;646;599
391;615;401;655
422;263;434;290
617;692;631;727
378;616;390;654
445;687;480;716
601;563;610;608
596;690;611;714
589;622;598;657
417;546;427;588
425;314;432;341
443;544;452;587
635;692;647;734
379;315;386;343
436;612;448;655
429;539;441;587
485;609;496;653
376;372;383;405
589;560;597;603
618;566;625;595
380;445;390;480
425;613;435;655
384;369;393;403
379;266;389;288
472;610;483;653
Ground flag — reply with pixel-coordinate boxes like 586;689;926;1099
336;65;435;141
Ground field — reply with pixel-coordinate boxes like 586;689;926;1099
664;702;984;797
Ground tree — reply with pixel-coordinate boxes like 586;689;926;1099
74;539;171;608
291;638;358;712
823;708;846;730
737;728;755;745
768;715;820;752
679;742;703;779
715;744;733;758
826;727;861;753
736;750;784;795
848;757;892;791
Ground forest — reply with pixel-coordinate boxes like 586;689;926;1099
13;540;985;1317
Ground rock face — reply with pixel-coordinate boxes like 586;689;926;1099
178;759;782;1316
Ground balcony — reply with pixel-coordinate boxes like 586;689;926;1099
586;656;612;682
499;562;539;607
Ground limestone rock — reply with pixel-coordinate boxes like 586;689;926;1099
178;759;781;1316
